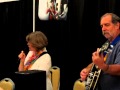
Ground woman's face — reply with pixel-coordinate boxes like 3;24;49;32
27;42;36;52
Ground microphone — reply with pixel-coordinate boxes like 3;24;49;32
18;48;27;62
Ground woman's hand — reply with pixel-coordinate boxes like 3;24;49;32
18;51;26;62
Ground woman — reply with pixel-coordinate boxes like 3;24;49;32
18;31;53;90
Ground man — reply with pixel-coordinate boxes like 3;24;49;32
80;13;120;90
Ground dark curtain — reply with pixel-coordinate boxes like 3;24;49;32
0;0;33;75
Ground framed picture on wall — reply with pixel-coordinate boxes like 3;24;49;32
0;0;19;3
37;0;68;21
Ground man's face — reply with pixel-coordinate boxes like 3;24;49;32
100;15;119;41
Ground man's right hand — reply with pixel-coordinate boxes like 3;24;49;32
80;68;89;81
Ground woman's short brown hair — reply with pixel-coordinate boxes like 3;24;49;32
26;31;48;51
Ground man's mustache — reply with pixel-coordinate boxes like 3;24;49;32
102;31;109;35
